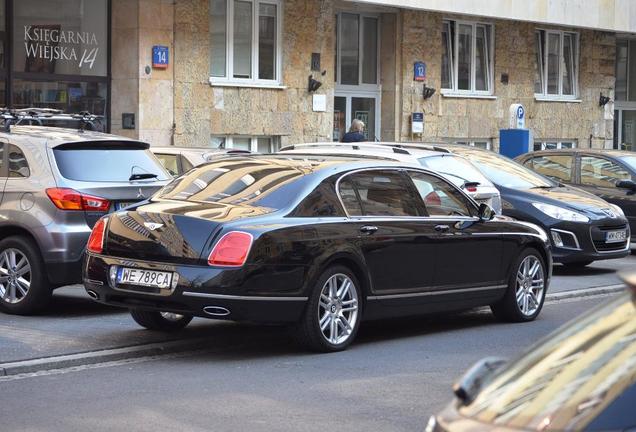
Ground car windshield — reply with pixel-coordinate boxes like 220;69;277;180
461;292;636;431
417;155;491;188
54;143;171;182
620;156;636;172
461;151;556;189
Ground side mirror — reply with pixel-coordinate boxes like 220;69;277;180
453;357;507;405
616;179;636;191
478;203;495;221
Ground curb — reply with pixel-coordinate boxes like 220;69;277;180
0;284;627;377
0;337;217;377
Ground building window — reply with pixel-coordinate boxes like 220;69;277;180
615;39;636;151
335;13;379;87
533;140;577;151
534;30;579;99
209;0;282;86
441;20;494;95
452;139;492;150
211;136;280;153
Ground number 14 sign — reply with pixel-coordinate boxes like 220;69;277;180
152;45;169;69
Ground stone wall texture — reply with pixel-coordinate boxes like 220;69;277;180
119;0;618;149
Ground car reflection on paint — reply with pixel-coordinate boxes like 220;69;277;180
428;273;636;432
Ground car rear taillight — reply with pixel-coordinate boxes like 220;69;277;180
465;186;478;193
87;217;107;254
46;188;110;212
208;231;253;267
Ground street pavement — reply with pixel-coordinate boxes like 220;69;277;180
0;252;633;365
0;296;608;432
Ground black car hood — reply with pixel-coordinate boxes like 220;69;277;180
498;184;616;217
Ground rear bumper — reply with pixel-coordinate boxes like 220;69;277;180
83;254;308;323
47;257;84;287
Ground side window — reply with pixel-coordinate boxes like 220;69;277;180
293;182;345;217
154;153;179;177
580;156;631;187
181;155;194;173
8;145;29;178
338;170;420;217
409;171;474;217
528;155;572;182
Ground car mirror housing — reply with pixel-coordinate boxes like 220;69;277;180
616;179;636;191
478;203;495;221
453;356;507;405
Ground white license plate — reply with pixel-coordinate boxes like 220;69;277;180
116;201;138;210
606;230;627;243
117;267;173;289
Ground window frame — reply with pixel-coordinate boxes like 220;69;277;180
208;0;283;87
533;140;577;151
534;29;580;100
210;135;280;153
441;19;495;97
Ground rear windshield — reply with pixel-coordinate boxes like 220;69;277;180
156;158;314;209
417;155;491;188
54;145;170;182
620;156;636;172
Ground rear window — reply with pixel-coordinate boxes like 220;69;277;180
54;145;170;182
157;158;310;209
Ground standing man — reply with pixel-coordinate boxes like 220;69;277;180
341;119;366;143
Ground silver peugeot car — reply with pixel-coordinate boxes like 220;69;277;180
0;124;171;314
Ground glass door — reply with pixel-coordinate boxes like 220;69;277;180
333;12;380;142
615;108;636;151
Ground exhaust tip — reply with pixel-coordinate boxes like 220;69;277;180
86;290;99;300
203;306;230;317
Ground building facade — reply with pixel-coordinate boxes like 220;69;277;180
1;0;635;153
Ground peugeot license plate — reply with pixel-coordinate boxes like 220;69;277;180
117;267;173;289
605;230;627;243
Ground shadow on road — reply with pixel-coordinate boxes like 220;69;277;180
552;265;615;277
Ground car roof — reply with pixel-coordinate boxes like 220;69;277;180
0;125;145;148
279;142;451;161
519;148;636;158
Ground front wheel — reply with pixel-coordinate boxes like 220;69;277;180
294;265;362;352
491;248;546;322
129;309;193;331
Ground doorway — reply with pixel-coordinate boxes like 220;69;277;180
333;12;381;142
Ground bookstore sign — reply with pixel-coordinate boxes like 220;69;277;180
22;25;102;73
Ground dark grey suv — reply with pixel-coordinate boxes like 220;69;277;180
0;125;171;314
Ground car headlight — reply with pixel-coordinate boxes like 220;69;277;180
609;203;626;219
532;203;589;222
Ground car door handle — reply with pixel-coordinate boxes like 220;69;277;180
360;225;378;234
434;224;450;233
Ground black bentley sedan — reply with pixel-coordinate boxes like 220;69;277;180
516;149;636;245
428;273;636;432
427;145;630;267
83;155;551;352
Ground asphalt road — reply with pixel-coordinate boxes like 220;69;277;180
0;252;633;364
0;296;608;432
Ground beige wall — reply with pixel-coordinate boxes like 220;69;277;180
398;11;616;149
114;0;619;150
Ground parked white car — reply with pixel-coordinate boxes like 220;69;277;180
151;146;250;176
278;142;503;214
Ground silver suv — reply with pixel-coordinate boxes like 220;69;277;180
0;125;171;314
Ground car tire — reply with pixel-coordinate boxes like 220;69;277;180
563;261;593;268
294;265;362;352
0;236;51;315
491;248;547;323
129;309;193;331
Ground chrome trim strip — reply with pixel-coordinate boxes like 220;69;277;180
83;278;104;286
550;228;581;250
182;292;308;301
367;284;507;300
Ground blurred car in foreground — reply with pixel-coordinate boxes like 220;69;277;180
83;155;551;352
428;274;636;432
151;147;250;176
278;142;503;214
516;149;636;246
415;144;630;267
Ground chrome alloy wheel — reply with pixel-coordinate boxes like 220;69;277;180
0;248;31;304
160;312;184;321
515;255;545;317
318;273;359;345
